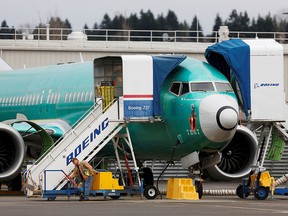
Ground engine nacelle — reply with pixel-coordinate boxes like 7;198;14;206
204;125;258;180
0;123;25;182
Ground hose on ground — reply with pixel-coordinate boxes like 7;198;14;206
275;174;288;187
202;173;288;196
203;189;236;196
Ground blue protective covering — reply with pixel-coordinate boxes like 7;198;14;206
152;55;187;116
204;39;251;115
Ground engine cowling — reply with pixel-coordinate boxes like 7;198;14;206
0;123;25;182
204;125;258;180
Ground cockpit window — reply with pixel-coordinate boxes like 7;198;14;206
170;82;181;95
190;82;214;92
181;83;189;95
215;82;233;92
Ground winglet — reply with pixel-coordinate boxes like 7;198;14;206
16;113;28;121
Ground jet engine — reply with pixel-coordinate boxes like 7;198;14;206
204;125;258;180
0;123;25;182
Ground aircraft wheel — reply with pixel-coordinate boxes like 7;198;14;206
110;195;120;200
254;186;269;200
47;197;56;201
144;185;157;200
195;180;203;199
8;173;22;191
236;184;250;199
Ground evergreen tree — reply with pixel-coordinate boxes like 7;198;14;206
127;13;139;29
165;10;179;30
212;14;223;32
100;14;112;29
0;20;14;39
139;10;157;30
33;16;72;40
156;14;166;30
190;16;204;41
225;9;250;31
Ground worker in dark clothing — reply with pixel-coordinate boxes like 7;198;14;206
70;158;95;201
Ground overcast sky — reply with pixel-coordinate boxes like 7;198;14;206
1;0;288;32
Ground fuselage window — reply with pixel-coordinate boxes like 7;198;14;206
50;93;55;104
85;92;89;101
180;83;189;95
32;95;36;105
47;94;50;104
80;92;84;102
15;97;19;106
30;95;33;105
69;93;73;102
28;95;32;105
73;92;77;102
64;93;68;103
215;82;233;92
77;92;81;102
40;95;43;104
12;97;16;106
36;94;39;105
19;97;22;105
89;91;93;101
57;93;60;104
170;82;181;96
25;96;29;105
190;82;215;92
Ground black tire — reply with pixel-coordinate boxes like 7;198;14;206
144;185;157;200
140;167;154;188
236;184;250;199
254;186;269;200
110;195;120;200
194;180;203;199
8;173;22;191
47;197;56;201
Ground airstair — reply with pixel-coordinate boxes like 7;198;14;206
274;123;288;140
25;99;126;196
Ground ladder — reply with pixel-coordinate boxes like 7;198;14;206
25;99;125;196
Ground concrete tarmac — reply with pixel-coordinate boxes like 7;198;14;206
1;194;288;216
1;181;288;216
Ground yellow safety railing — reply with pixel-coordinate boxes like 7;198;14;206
97;86;115;109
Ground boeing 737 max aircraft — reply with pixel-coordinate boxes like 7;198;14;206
0;55;258;190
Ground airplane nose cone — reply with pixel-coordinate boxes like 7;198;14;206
216;106;238;131
199;94;239;143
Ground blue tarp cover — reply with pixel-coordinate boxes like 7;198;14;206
152;55;187;116
204;39;250;115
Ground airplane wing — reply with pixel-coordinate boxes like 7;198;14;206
4;119;69;160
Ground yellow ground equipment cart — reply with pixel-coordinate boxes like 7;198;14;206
236;170;275;200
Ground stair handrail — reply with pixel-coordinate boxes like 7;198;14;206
26;98;119;171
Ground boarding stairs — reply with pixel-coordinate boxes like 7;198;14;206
25;99;125;196
273;122;288;142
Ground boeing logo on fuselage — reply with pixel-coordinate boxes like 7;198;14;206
66;117;109;165
254;83;279;89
